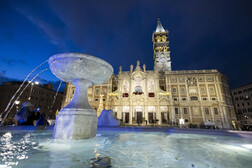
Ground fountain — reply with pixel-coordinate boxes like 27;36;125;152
48;53;113;140
1;53;252;168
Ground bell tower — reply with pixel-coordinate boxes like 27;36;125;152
153;18;171;72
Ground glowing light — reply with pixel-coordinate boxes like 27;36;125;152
241;144;252;149
34;81;39;85
108;92;118;96
179;118;184;125
14;101;20;105
160;91;170;96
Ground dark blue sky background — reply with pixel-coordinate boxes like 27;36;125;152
0;0;251;89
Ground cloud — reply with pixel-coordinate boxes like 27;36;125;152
14;5;68;51
1;59;26;66
0;70;18;84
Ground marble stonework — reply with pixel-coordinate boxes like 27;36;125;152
62;20;237;129
49;53;113;139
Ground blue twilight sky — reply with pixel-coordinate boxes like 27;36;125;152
0;0;251;89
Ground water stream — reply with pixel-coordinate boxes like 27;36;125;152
2;60;49;117
1;69;49;124
50;80;62;112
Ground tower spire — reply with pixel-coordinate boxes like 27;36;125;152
152;19;171;72
155;18;165;32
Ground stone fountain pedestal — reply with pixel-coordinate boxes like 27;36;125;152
49;53;113;140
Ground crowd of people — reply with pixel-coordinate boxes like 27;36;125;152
14;102;48;126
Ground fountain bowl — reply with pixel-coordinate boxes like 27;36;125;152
49;53;113;84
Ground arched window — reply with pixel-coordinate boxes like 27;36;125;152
156;36;161;42
162;35;167;42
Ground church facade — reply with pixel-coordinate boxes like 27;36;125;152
62;19;237;129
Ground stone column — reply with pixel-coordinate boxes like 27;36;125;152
189;106;193;123
53;79;97;140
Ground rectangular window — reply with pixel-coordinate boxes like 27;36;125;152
175;108;179;115
209;87;215;94
184;108;188;114
201;87;206;94
207;77;213;81
172;87;177;94
95;89;99;95
199;77;204;82
214;108;218;115
180;87;186;95
205;108;210;115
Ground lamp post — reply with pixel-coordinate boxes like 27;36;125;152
28;81;34;100
14;100;20;111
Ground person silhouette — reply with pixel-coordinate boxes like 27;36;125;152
14;102;33;125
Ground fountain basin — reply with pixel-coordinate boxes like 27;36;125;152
0;127;252;168
48;53;113;140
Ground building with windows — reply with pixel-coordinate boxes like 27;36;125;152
62;19;237;129
0;81;64;124
231;83;252;130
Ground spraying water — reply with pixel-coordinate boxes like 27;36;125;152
50;80;63;113
1;68;49;125
2;60;49;116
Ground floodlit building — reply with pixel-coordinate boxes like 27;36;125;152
62;19;237;129
231;83;252;130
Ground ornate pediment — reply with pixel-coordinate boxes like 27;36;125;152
131;61;146;79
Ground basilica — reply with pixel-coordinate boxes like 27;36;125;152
62;19;237;129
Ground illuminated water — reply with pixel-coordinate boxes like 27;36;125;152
0;128;252;168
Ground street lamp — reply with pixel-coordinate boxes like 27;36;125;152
15;100;20;113
14;101;20;105
34;81;39;85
